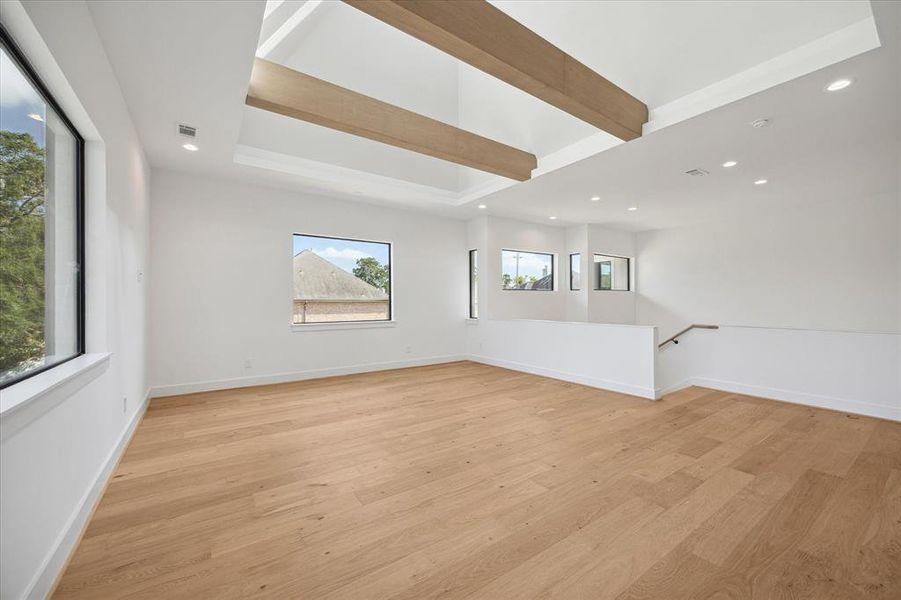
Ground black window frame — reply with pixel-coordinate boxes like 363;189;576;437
500;249;555;292
593;253;631;292
0;23;86;389
569;253;581;291
468;249;478;319
291;232;393;324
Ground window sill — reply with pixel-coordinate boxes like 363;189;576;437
465;318;479;325
0;352;111;417
291;320;397;332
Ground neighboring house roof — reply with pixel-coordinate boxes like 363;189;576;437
293;249;388;301
521;273;553;290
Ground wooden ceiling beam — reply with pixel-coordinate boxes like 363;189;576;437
246;58;537;181
344;0;648;141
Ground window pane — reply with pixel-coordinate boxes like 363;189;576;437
501;250;553;291
292;234;391;323
570;253;581;290
593;254;630;291
0;41;81;386
469;249;478;318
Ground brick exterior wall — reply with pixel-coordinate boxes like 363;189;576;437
293;300;390;323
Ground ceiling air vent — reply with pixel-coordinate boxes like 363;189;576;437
177;123;197;138
684;168;709;177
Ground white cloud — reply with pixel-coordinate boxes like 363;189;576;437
313;247;372;261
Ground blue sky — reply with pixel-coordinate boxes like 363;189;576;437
1;47;46;147
501;250;552;280
293;234;390;274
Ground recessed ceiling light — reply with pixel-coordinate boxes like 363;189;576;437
722;160;738;168
826;78;852;92
477;204;486;209
549;216;558;220
27;113;44;122
590;196;600;201
182;143;199;152
627;207;638;212
754;179;768;185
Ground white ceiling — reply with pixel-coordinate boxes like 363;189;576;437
85;0;897;232
473;35;900;231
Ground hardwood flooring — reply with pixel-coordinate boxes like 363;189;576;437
53;361;901;599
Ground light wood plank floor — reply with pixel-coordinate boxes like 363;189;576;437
53;361;900;599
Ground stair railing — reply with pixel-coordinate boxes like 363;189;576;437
658;324;719;348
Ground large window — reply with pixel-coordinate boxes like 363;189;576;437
292;233;391;324
594;254;630;291
501;249;553;291
469;249;478;318
0;26;84;388
569;253;581;290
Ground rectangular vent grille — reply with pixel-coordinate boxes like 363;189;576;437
685;168;709;177
177;124;197;138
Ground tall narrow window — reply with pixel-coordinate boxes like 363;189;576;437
569;253;581;290
0;27;85;387
501;249;554;291
593;254;630;291
469;249;478;318
292;233;391;324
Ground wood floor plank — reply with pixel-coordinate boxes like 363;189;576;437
51;362;901;599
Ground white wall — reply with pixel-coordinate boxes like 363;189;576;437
149;170;467;395
639;190;900;420
563;225;588;321
587;225;637;325
657;326;901;421
476;216;566;322
636;192;901;339
467;319;658;399
0;1;150;598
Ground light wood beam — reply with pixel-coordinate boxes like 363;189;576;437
344;0;648;141
245;58;537;181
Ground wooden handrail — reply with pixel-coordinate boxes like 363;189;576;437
658;324;719;348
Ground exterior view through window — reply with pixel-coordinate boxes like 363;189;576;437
502;249;553;291
570;253;581;290
293;234;391;324
469;249;478;318
0;30;84;387
594;254;630;291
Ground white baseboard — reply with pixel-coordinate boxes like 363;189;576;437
654;378;696;400
658;377;900;422
149;355;467;398
468;355;657;400
27;389;151;600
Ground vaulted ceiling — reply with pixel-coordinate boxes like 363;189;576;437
86;0;895;229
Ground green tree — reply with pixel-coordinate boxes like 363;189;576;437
502;273;511;288
353;256;390;293
0;130;46;375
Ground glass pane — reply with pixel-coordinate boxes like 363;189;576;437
593;254;630;291
469;249;478;318
0;44;80;385
292;234;391;323
501;250;553;291
570;253;581;290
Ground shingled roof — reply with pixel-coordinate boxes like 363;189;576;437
293;250;388;301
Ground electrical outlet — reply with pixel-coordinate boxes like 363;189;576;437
123;397;127;413
405;346;412;354
244;359;253;369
